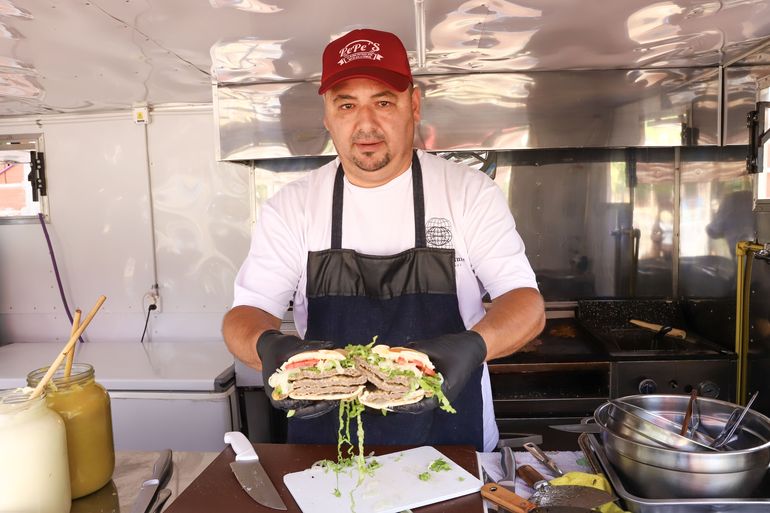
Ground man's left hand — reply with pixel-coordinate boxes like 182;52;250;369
392;330;487;414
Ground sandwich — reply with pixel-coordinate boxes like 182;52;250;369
267;349;367;401
353;345;454;412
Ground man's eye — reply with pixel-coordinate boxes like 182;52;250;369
378;101;392;107
340;103;354;110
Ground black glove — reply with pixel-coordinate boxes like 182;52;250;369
257;330;337;419
392;330;487;414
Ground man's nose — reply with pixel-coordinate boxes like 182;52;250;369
354;104;378;128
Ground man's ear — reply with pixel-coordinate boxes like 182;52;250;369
411;86;421;124
322;93;330;131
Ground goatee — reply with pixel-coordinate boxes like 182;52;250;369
352;152;391;172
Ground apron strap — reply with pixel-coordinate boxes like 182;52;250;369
330;151;426;249
411;152;427;248
331;166;344;249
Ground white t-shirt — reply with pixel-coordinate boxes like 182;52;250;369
233;149;538;451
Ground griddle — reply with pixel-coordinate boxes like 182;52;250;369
577;299;735;359
490;318;609;365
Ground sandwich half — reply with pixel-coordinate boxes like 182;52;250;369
354;345;452;411
267;349;366;401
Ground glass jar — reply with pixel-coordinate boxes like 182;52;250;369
0;388;71;513
27;363;115;499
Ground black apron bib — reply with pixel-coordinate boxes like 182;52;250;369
287;152;484;450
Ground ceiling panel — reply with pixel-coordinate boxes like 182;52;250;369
1;0;770;116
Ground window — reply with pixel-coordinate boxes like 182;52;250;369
0;134;46;222
758;85;770;202
752;83;769;204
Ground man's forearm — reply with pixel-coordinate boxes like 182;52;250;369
222;305;282;371
471;287;545;361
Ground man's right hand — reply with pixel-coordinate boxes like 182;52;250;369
256;330;338;419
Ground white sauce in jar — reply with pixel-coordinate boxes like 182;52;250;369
0;388;71;513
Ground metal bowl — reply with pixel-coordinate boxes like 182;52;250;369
618;394;768;451
605;399;716;452
594;395;770;498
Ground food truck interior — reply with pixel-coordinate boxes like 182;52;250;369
0;1;769;454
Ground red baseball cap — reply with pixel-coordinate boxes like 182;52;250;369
318;28;412;94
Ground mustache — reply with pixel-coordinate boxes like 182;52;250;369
352;130;385;143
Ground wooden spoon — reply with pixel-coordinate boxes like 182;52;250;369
29;296;106;400
64;309;82;378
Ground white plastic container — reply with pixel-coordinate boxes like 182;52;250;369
0;388;71;513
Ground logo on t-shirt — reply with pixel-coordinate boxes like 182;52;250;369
426;217;453;249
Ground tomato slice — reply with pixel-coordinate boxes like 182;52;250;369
285;359;319;370
417;363;436;376
396;357;436;376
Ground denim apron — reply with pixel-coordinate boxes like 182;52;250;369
287;151;484;450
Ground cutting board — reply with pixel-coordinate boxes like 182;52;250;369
284;446;482;513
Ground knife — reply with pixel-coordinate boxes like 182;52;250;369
548;423;601;434
224;431;287;510
131;449;173;513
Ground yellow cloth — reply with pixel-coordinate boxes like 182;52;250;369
549;471;630;513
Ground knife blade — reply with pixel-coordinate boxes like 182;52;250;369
131;449;173;513
224;431;287;510
548;424;601;434
499;446;517;493
148;488;172;513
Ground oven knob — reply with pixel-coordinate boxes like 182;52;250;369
697;381;720;399
638;378;657;394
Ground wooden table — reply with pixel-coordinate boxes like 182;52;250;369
166;444;483;513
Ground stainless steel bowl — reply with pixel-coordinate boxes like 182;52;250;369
594;395;770;498
605;399;716;452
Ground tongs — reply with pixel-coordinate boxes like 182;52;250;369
710;391;759;449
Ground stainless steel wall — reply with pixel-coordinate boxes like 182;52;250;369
216;67;725;160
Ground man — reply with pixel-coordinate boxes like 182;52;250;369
223;28;544;451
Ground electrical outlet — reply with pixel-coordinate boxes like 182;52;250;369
142;292;161;314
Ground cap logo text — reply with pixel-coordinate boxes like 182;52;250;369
338;39;383;65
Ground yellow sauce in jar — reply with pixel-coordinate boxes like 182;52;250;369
28;364;115;499
0;388;71;513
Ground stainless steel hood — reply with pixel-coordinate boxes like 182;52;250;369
1;1;770;156
210;0;770;159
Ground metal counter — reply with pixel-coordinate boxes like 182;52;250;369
70;451;218;513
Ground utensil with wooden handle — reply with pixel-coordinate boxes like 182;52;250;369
64;309;82;378
516;465;616;509
481;483;594;513
29;295;106;399
629;319;731;354
523;442;564;477
630;319;687;338
681;389;698;437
